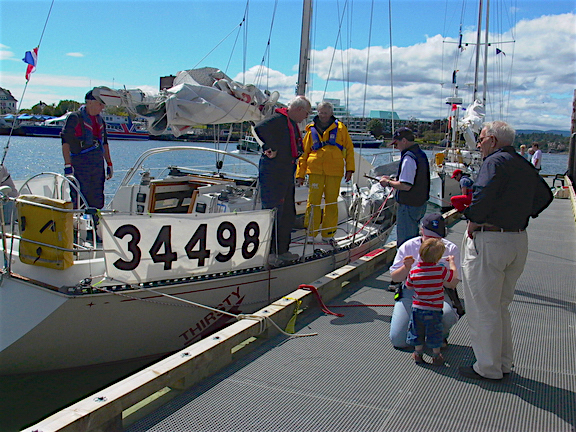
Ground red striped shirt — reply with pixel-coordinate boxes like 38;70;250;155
406;262;454;310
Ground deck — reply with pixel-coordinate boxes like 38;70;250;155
24;180;576;432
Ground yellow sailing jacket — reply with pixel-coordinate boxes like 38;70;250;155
296;118;355;178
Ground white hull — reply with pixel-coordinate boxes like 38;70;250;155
0;236;386;375
0;146;395;375
429;170;462;208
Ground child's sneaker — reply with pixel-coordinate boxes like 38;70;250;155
412;351;427;365
431;353;445;366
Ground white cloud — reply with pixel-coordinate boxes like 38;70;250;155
1;13;573;131
66;52;84;58
300;13;576;131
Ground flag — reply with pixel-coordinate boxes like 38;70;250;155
22;47;38;81
496;48;506;56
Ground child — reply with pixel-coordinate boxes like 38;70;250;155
404;237;459;365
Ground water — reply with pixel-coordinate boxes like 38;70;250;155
1;136;568;186
0;136;569;430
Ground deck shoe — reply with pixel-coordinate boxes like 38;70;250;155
458;366;502;381
412;351;427;365
321;237;337;247
278;251;299;261
431;353;445;366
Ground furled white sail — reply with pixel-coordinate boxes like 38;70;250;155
93;67;279;137
458;99;485;149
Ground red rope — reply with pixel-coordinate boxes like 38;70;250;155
299;284;344;317
299;284;396;317
331;304;395;308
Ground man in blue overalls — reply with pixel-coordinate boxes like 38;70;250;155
61;89;114;210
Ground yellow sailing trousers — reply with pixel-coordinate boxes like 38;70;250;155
305;173;341;238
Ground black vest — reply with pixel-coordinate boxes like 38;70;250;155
396;144;430;206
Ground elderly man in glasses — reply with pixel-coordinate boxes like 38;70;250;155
459;121;552;381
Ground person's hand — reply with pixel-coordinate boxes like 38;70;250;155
467;221;478;239
403;255;415;268
106;163;113;180
445;255;454;264
64;164;74;177
344;171;353;182
379;175;391;188
296;177;305;187
263;148;277;159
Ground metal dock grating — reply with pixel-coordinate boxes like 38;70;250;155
124;197;576;431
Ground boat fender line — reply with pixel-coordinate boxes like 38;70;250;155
93;284;317;338
299;284;344;317
299;284;395;316
143;288;318;338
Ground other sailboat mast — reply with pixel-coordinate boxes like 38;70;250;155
296;0;313;96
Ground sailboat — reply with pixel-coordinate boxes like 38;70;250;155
0;1;396;375
429;0;513;209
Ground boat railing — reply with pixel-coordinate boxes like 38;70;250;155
120;146;260;187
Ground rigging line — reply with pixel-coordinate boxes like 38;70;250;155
191;23;244;70
224;16;245;75
2;0;55;166
360;0;375;120
254;0;279;89
321;0;350;99
388;0;394;134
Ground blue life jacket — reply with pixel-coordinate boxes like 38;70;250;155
72;107;105;155
311;120;343;151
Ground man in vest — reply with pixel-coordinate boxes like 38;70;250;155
61;89;113;210
379;127;430;247
255;95;311;262
296;101;355;243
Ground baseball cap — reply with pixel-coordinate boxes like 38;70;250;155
85;89;104;103
421;213;446;238
390;127;414;145
451;169;463;179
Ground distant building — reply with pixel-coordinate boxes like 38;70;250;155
369;110;401;121
0;87;17;114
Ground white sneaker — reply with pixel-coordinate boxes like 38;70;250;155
278;251;299;261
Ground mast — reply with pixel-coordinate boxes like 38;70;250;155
482;0;490;105
296;0;312;96
472;0;483;103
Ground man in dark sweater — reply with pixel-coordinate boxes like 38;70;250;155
255;95;311;261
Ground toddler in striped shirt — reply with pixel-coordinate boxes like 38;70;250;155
404;237;459;365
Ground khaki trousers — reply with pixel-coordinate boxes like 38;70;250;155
461;230;528;379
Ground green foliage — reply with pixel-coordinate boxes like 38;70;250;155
366;119;383;138
516;132;570;153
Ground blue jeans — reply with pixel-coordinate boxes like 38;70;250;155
389;286;459;348
396;203;427;247
407;308;443;349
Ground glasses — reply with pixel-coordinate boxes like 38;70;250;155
477;135;493;144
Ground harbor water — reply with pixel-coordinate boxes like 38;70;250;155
0;135;570;431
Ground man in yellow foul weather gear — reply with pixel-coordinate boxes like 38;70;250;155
296;101;355;241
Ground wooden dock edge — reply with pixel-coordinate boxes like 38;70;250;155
566;175;576;222
23;243;399;432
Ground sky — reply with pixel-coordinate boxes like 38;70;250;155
1;0;575;131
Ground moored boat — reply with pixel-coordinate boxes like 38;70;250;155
237;135;261;153
0;145;396;375
18;113;149;140
349;132;383;148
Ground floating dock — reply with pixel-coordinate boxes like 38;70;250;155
24;177;576;432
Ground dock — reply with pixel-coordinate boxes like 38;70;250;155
24;178;576;432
